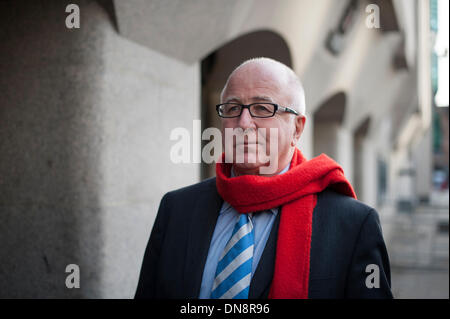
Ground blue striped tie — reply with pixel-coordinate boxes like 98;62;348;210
211;213;254;299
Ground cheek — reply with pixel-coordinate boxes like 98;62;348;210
263;121;291;147
221;120;235;140
278;132;291;150
221;119;234;130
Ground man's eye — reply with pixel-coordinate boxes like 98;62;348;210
254;105;270;112
227;105;240;112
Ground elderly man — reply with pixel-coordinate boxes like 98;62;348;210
135;58;393;299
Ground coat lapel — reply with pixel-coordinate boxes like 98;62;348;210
183;178;223;298
249;209;281;299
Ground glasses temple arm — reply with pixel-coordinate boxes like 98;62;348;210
281;106;299;115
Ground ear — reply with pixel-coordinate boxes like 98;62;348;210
293;115;306;143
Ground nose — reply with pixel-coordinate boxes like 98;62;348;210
237;107;256;130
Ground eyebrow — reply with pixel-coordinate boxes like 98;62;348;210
225;96;275;103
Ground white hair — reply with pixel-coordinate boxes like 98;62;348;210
220;57;306;116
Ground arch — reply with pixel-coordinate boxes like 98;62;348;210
202;30;292;92
313;92;347;124
201;30;292;179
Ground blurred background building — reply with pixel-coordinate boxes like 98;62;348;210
0;0;448;298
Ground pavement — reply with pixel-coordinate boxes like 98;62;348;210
384;191;449;299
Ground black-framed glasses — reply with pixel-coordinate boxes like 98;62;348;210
216;103;300;118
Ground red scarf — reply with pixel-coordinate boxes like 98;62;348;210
215;148;356;298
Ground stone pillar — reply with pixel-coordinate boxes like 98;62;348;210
314;122;339;158
412;127;432;202
360;139;377;207
336;126;353;185
0;0;107;298
314;122;353;183
0;0;200;298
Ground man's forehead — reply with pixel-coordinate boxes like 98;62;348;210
224;69;285;93
229;62;287;83
225;95;275;103
220;60;294;104
223;76;286;102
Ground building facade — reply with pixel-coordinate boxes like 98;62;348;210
0;0;435;298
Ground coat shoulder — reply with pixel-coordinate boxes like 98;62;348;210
166;177;217;199
160;177;220;212
315;189;377;226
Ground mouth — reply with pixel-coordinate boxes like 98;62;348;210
236;142;261;146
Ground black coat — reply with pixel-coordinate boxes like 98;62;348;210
135;177;393;299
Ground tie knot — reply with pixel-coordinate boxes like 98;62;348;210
237;213;252;228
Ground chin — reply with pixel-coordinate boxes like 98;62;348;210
233;163;263;176
234;146;256;163
233;152;263;172
234;161;261;170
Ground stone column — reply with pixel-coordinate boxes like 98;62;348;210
0;0;200;298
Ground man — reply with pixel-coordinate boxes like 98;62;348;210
135;58;393;299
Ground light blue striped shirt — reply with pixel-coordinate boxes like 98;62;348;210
199;164;290;298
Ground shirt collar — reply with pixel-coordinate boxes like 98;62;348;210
221;162;291;215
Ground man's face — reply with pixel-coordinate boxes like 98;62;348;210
220;64;304;175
